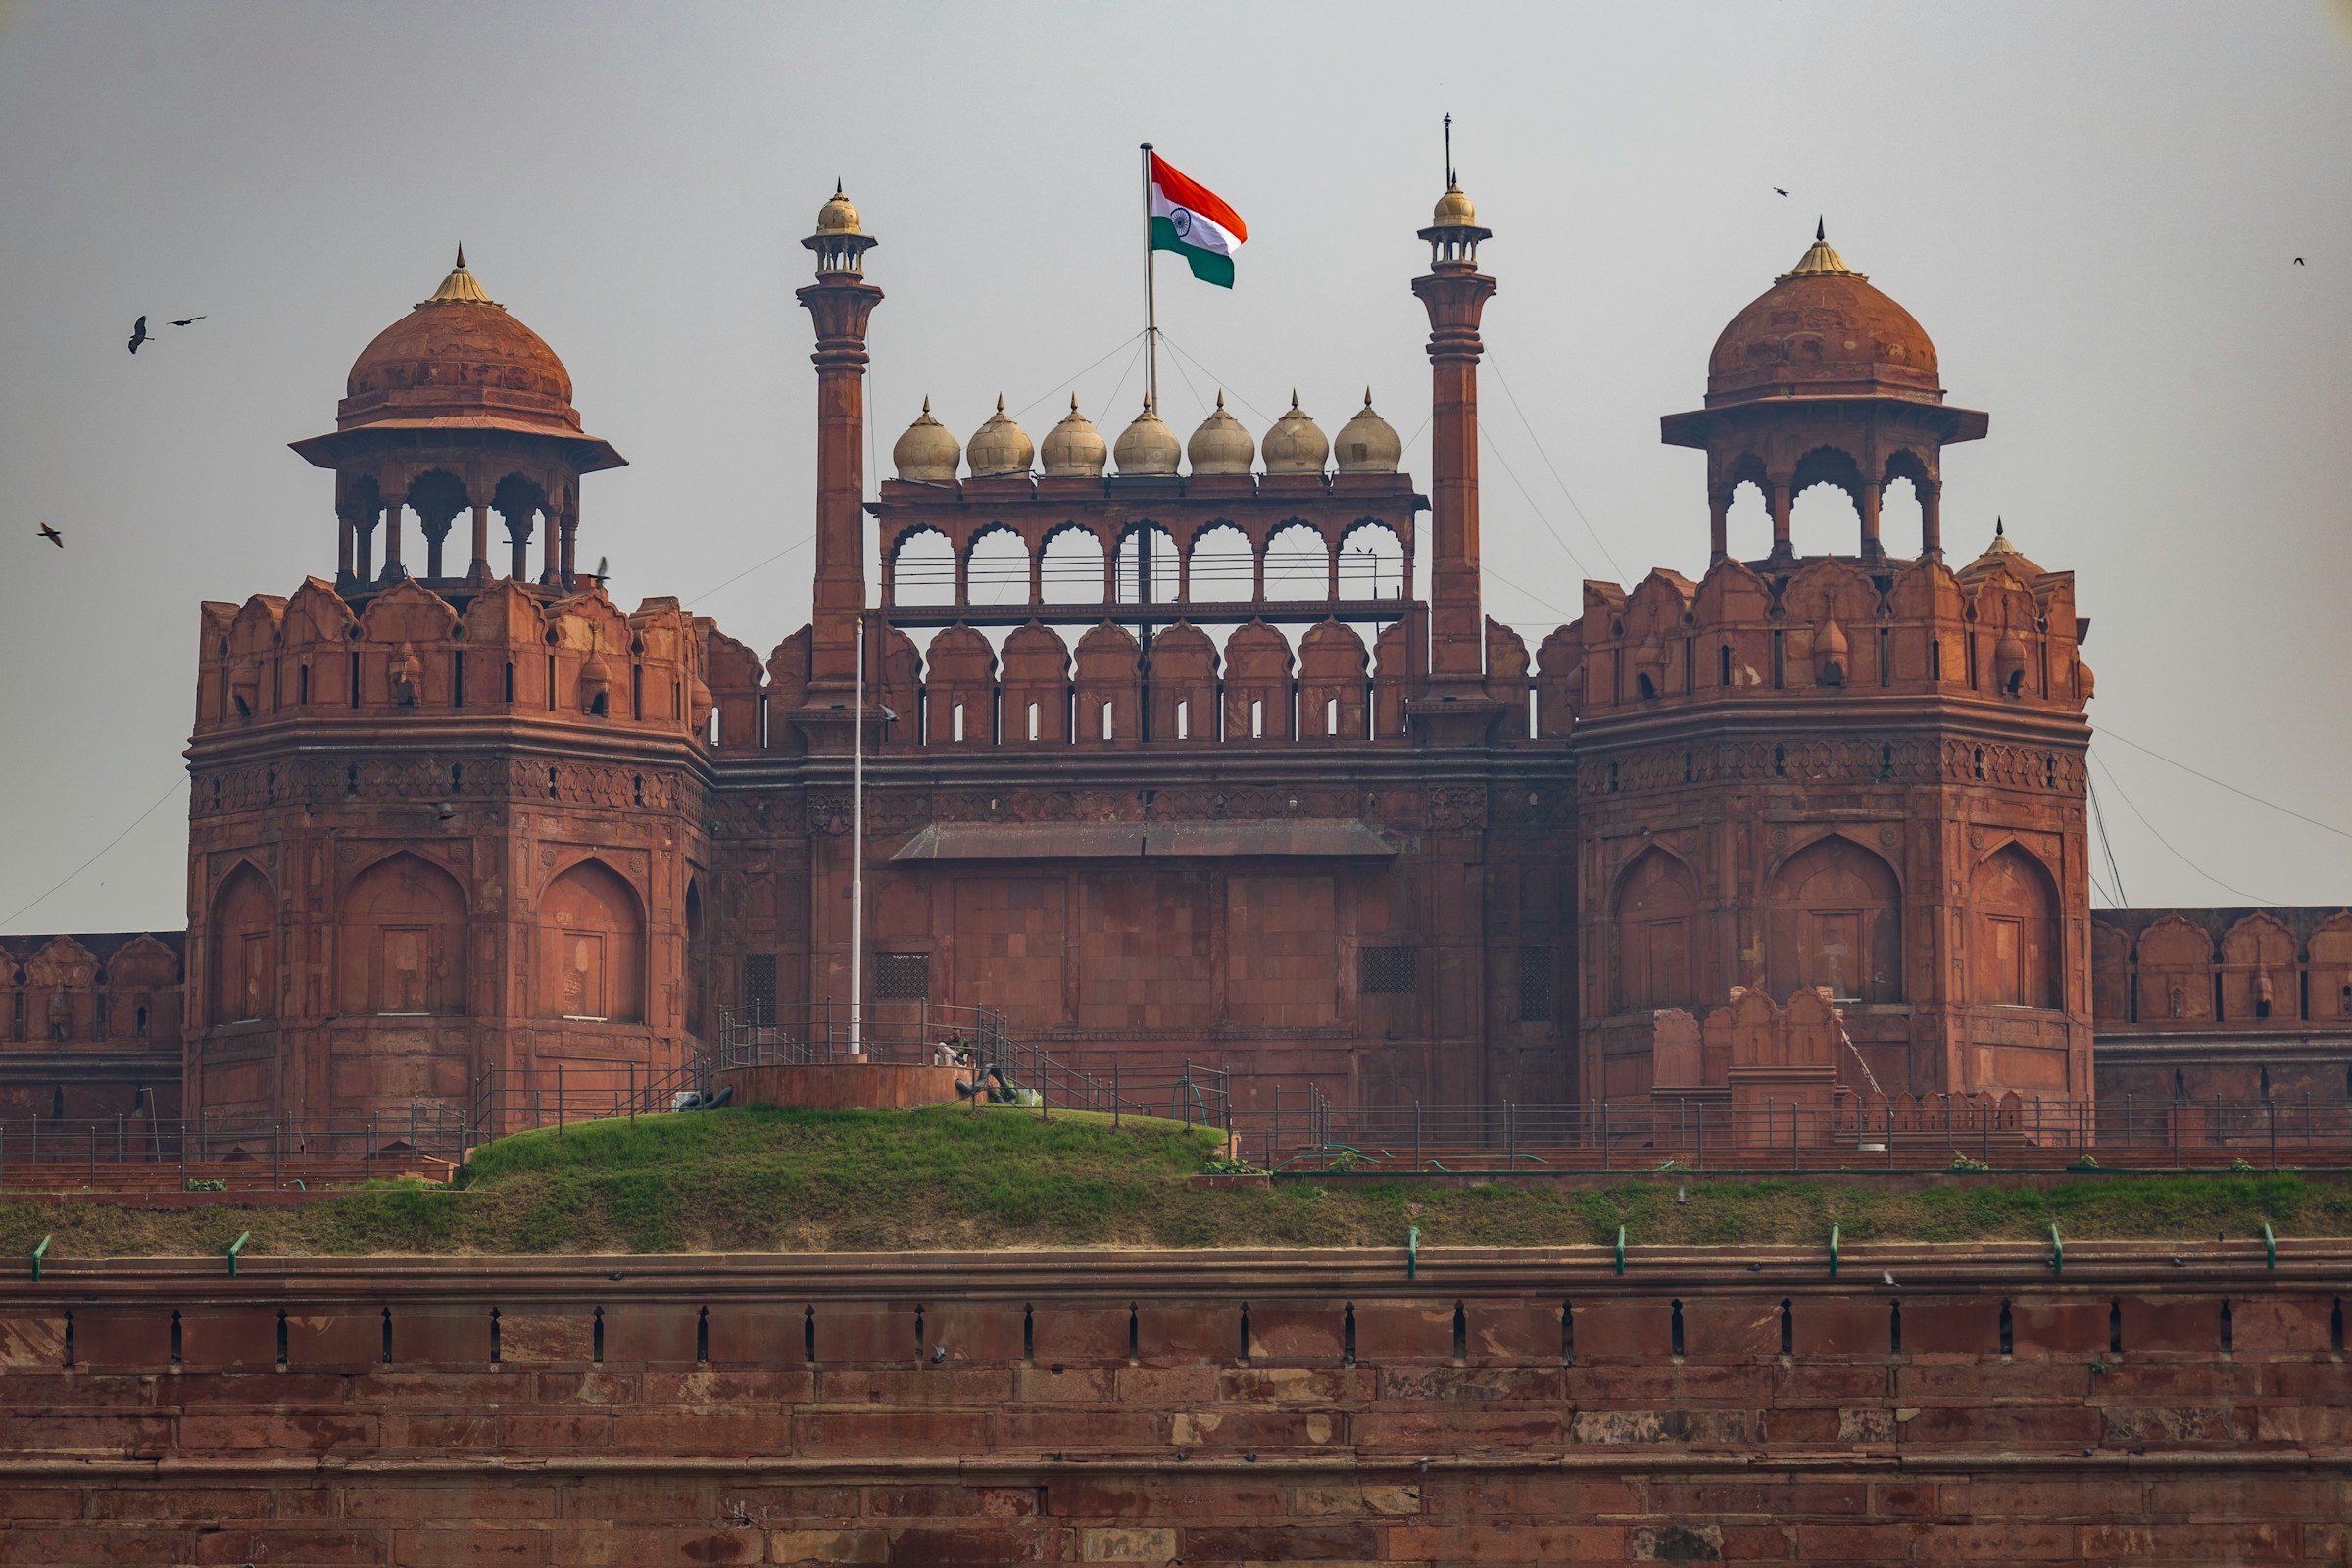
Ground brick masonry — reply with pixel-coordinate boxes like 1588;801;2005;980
0;1244;2343;1563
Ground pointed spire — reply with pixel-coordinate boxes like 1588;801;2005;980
1070;393;1080;412
1291;389;1300;409
921;394;931;414
1996;515;2006;537
422;246;498;307
1215;389;1226;409
996;393;1006;413
1780;220;1856;280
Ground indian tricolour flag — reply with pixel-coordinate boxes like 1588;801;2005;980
1149;152;1247;288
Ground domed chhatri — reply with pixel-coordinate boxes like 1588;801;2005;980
1040;396;1107;478
1705;220;1940;405
1187;391;1255;475
814;180;862;235
1261;391;1330;475
965;395;1034;478
1959;516;2048;583
892;396;961;483
1432;180;1477;229
338;248;582;438
1334;389;1402;474
1113;399;1181;476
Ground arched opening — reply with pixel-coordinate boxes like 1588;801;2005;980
339;852;467;1015
889;527;956;607
964;526;1030;608
1880;473;1925;556
1113;523;1180;607
1187;523;1253;603
1972;844;2060;1009
1262;522;1328;601
1337;520;1405;601
684;878;710;1038
537;858;646;1023
1788;446;1865;557
492;475;547;582
1039;526;1105;606
1767;835;1902;1003
209;863;276;1024
406;470;469;581
1614;848;1700;1014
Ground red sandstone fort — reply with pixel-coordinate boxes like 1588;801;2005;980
3;175;2350;1566
2;176;2342;1134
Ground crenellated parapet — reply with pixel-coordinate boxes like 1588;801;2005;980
193;577;713;744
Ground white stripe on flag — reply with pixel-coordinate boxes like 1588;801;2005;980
1151;185;1240;258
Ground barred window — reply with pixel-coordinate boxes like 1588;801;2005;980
1361;945;1417;996
741;953;777;1027
874;952;931;1002
1519;945;1554;1022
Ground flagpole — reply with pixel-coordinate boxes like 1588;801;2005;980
1140;141;1159;415
850;613;864;1057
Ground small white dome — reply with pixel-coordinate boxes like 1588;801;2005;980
891;396;960;483
1112;399;1181;476
1040;396;1107;477
965;395;1034;478
1334;389;1401;474
1260;391;1329;475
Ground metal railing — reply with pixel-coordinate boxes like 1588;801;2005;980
1240;1089;2352;1175
0;1107;468;1194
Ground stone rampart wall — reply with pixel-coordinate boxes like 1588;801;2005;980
0;1246;2343;1563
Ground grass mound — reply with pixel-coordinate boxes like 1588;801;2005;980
1;1104;2348;1260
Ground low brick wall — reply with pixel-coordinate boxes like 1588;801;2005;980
0;1243;2343;1563
715;1062;962;1111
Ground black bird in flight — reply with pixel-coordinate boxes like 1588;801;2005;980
2294;257;2306;266
170;315;207;326
126;315;151;354
38;524;64;548
1774;186;1788;196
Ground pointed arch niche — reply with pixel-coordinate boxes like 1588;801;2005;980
537;858;645;1023
210;863;276;1024
340;852;468;1016
1766;835;1901;1004
1613;848;1700;1014
1971;844;2059;1010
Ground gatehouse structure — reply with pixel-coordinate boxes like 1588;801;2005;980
2;176;2345;1132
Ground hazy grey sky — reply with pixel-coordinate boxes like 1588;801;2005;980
3;1;2349;933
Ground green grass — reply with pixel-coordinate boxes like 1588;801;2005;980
2;1105;2350;1260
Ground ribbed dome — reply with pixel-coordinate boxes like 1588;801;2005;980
1334;390;1401;473
965;395;1034;478
1186;391;1255;475
1958;518;2047;583
1261;391;1329;475
1113;400;1181;476
815;181;861;234
1433;181;1477;228
1040;396;1107;477
1705;222;1940;406
892;396;960;483
339;249;580;436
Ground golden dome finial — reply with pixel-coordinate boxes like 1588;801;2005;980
1780;218;1857;280
422;246;499;308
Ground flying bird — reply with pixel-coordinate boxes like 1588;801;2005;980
2294;257;2306;266
170;315;207;327
38;524;64;548
1773;187;1788;197
930;1343;947;1364
1881;1270;1897;1287
126;316;151;354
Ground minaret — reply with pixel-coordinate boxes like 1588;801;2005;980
1408;151;1503;737
797;183;883;710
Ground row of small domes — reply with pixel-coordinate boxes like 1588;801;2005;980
893;391;1402;482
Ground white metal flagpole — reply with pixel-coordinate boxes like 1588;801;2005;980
850;614;864;1056
1140;141;1159;416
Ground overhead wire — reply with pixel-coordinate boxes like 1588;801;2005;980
1485;350;1626;580
1;774;185;929
2089;749;2272;905
1479;423;1590;578
2096;726;2352;844
2086;772;2130;907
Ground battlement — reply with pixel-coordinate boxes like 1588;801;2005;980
192;575;713;746
1544;545;2090;738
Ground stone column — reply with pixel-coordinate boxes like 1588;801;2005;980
1768;477;1792;560
797;264;885;697
469;502;492;581
381;498;406;581
1708;493;1729;563
1410;258;1498;694
1859;480;1883;561
1922;482;1943;560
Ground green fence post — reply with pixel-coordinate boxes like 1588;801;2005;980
226;1231;250;1279
30;1235;50;1283
1829;1223;1840;1278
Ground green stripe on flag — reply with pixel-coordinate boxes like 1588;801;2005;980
1151;215;1235;289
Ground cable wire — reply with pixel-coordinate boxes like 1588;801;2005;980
1479;424;1590;578
1486;350;1626;580
1;775;185;929
2097;726;2352;844
1006;331;1149;424
2089;749;2272;905
2087;772;2130;907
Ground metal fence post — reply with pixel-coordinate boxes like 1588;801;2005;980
1505;1100;1515;1170
87;1123;96;1189
368;1116;377;1181
1600;1100;1610;1171
273;1121;283;1188
1414;1100;1422;1173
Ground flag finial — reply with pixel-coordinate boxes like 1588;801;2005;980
1815;217;1825;242
1443;112;1454;188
